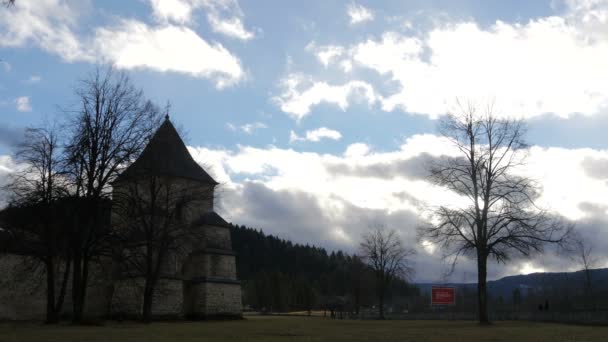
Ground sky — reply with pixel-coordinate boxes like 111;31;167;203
1;0;608;282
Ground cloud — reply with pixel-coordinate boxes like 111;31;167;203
24;75;42;84
226;122;267;134
344;143;371;157
14;96;31;112
306;42;344;67
0;155;27;207
0;61;11;72
285;1;608;119
207;14;255;41
149;0;193;23
347;2;374;25
2;135;607;280
353;14;608;119
289;127;342;143
184;134;608;280
581;156;608;180
148;0;255;40
0;125;25;147
327;153;433;180
0;0;247;88
275;73;376;120
0;0;93;62
93;20;244;89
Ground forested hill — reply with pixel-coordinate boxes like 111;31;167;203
228;223;418;312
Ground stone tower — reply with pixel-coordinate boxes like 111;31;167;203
110;117;242;319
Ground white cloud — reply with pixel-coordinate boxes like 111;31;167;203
343;143;370;157
339;60;353;72
347;2;374;25
149;0;193;23
184;136;608;280
0;0;92;62
288;1;608;119
148;0;255;40
227;122;267;134
14;96;31;112
275;73;376;120
306;42;344;67
517;146;608;221
2;135;608;280
24;75;42;84
0;0;248;88
353;16;608;118
289;127;342;143
94;20;244;89
207;14;255;40
0;155;26;206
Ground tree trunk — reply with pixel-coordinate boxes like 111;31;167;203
142;277;156;323
55;257;71;317
71;252;90;323
378;287;385;320
45;258;57;324
477;253;490;325
71;250;83;323
584;269;594;310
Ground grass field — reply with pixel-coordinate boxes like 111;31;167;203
1;316;606;342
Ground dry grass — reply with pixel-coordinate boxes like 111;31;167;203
1;316;606;342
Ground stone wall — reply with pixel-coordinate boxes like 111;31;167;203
188;282;242;318
185;253;236;279
0;255;47;320
111;177;214;230
0;254;110;320
110;277;183;318
203;225;231;250
2;172;241;321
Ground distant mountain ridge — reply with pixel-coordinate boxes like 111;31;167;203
417;268;608;300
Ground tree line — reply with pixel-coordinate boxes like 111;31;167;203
230;224;419;317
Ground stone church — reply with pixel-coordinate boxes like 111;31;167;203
0;117;242;320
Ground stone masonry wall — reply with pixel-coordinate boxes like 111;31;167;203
185;253;237;280
110;277;183;318
0;254;110;320
205;254;237;279
203;225;231;250
189;282;242;317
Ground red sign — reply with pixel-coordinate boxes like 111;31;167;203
431;286;455;305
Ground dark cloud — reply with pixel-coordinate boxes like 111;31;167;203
0;124;24;148
217;182;423;248
581;157;608;180
214;179;608;282
528;111;608;150
215;181;469;282
0;156;17;207
325;153;436;180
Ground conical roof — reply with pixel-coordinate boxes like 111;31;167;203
116;117;218;185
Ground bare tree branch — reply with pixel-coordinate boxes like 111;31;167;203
63;65;162;323
111;173;215;322
359;224;415;319
417;101;571;324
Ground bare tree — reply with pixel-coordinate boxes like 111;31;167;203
112;175;212;322
569;236;597;310
64;66;161;323
2;125;71;323
2;0;15;8
359;225;415;319
418;102;570;324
